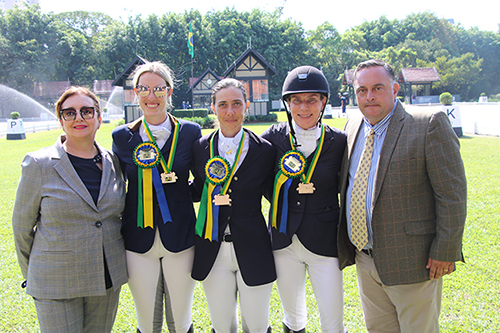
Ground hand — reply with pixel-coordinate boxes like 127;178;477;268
426;258;454;279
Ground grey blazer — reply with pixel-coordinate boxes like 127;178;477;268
12;135;128;299
338;101;467;286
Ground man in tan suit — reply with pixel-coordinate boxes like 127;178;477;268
338;59;467;332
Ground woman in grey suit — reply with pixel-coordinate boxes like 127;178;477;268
12;87;127;333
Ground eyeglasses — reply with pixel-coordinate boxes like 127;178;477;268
135;85;170;98
60;107;96;121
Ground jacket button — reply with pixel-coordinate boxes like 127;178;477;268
227;216;231;221
296;201;301;206
228;189;232;193
233;176;238;181
95;221;102;228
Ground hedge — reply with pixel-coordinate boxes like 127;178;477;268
171;109;209;118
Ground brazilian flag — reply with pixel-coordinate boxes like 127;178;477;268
187;22;194;58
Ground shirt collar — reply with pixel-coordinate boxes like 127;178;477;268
219;127;244;146
144;114;172;132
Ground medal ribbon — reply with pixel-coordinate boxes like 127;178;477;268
271;124;325;233
136;116;179;229
195;130;245;241
289;124;325;184
143;115;180;173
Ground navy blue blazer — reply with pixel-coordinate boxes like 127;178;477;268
261;122;347;257
112;117;201;253
191;129;277;286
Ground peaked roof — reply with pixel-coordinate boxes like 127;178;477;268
187;68;222;93
112;55;148;87
223;47;277;77
399;67;440;84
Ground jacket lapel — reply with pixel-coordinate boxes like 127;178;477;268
97;144;112;204
372;101;406;205
236;129;262;174
347;117;364;161
160;114;177;155
127;118;144;152
52;137;98;211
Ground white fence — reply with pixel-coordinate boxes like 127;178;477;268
1;120;60;137
3;103;500;137
406;102;500;137
343;102;500;137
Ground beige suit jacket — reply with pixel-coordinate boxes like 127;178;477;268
338;102;467;286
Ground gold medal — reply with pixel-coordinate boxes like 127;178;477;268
213;194;232;206
297;182;316;194
161;172;178;184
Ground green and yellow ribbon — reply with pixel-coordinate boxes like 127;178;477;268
195;130;245;241
134;116;179;229
270;124;325;233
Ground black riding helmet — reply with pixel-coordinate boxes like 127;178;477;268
282;66;330;148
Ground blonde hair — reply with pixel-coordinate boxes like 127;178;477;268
130;61;175;107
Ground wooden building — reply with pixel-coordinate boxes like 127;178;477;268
32;80;71;108
112;55;147;122
399;67;440;104
187;68;222;110
223;47;277;116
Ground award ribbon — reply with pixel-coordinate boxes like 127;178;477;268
195;130;245;241
270;124;325;233
134;116;179;229
290;124;325;185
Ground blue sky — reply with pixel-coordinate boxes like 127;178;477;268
40;0;499;33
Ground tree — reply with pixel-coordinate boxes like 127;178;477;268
421;53;483;100
0;5;62;93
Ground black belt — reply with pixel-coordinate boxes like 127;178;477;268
222;234;233;242
362;249;374;258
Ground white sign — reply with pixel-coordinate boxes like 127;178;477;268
7;119;25;134
442;105;462;128
324;104;332;116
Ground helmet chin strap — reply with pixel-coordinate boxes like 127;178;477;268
284;100;300;150
318;93;329;125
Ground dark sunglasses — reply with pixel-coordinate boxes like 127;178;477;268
60;107;96;121
134;85;170;98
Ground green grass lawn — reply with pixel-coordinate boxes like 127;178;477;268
1;113;499;332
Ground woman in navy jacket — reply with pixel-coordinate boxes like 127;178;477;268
191;78;276;333
112;61;201;333
261;66;347;333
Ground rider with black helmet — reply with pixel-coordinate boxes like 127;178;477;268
262;66;347;333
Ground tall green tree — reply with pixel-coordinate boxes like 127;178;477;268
0;5;62;93
419;53;483;100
